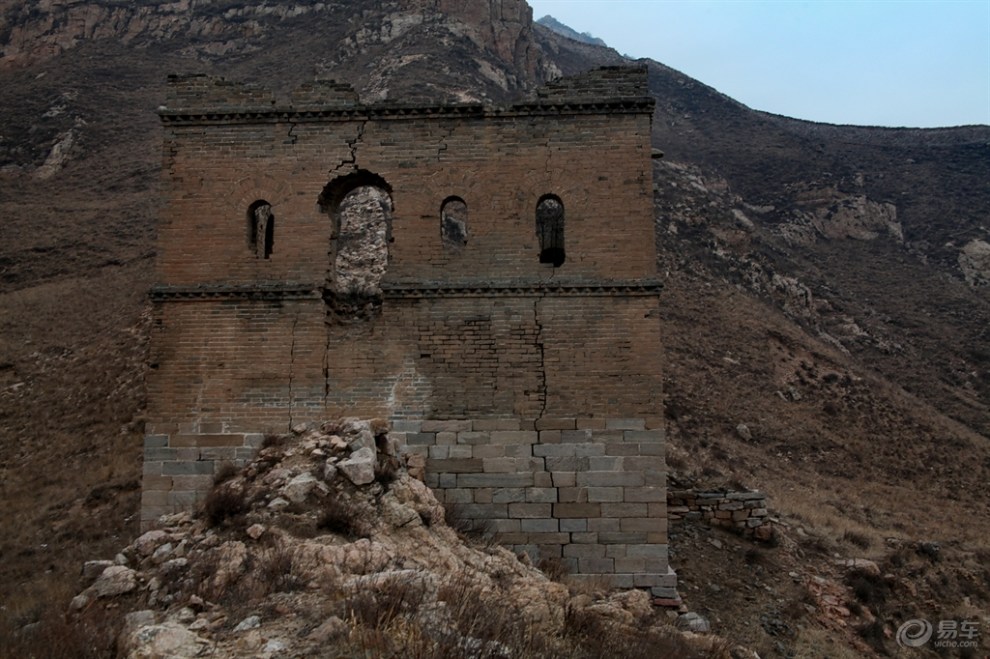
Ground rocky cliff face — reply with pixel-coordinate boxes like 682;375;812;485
0;0;312;69
0;0;557;91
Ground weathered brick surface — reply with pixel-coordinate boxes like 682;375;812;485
142;67;675;595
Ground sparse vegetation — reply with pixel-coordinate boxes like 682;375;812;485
317;494;370;539
537;556;570;582
840;529;872;550
443;502;495;545
202;483;248;527
213;460;239;485
846;568;889;608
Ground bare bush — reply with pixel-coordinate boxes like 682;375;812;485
201;484;247;527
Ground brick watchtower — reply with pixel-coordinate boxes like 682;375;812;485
143;66;676;598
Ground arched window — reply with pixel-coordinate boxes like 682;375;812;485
536;195;565;267
247;200;274;259
440;196;468;249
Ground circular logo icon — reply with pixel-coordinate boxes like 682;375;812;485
896;619;933;648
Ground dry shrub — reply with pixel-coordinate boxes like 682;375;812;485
433;576;544;657
563;603;728;659
341;576;426;630
261;431;286;449
188;545;303;617
537;556;571;582
443;503;494;546
272;510;322;539
317;495;370;539
374;453;399;485
256;544;306;594
213;461;239;486
846;568;889;608
563;573;613;599
201;483;247;527
797;530;836;557
1;603;121;659
190;549;235;604
840;529;872;550
856;619;888;654
744;547;768;565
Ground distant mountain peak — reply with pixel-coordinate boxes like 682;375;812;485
536;14;607;47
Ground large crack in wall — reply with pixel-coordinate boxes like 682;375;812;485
533;296;548;418
287;311;298;430
328;119;367;179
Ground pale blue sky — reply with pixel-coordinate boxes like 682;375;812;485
528;0;990;127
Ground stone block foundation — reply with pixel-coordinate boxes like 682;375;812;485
141;416;677;598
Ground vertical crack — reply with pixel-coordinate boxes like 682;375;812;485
286;118;298;145
287;312;298;430
544;136;552;179
533;296;548;420
328;119;367;178
437;123;449;161
323;321;331;408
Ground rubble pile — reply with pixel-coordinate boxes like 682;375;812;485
72;420;735;658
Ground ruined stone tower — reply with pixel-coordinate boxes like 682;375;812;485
143;66;676;597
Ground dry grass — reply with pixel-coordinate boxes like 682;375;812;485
316;492;371;540
0;602;122;659
773;496;896;559
201;482;248;527
442;502;495;547
537;556;570;582
327;573;734;659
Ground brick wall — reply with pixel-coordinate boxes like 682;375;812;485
143;66;675;596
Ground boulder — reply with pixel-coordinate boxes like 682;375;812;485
133;530;170;557
339;447;376;485
282;472;323;503
959;239;990;286
82;559;114;582
677;611;711;633
91;565;138;598
233;615;261;632
122;622;212;658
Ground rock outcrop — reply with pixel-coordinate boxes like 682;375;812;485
779;186;902;247
0;0;328;70
959;238;990;286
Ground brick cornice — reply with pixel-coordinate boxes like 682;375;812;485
157;99;655;126
380;280;663;298
149;280;663;302
149;283;320;302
